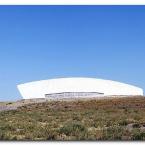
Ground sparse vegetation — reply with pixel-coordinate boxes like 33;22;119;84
1;96;145;140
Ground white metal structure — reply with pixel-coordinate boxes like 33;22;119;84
17;77;143;99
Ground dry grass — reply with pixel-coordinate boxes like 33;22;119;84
1;96;145;140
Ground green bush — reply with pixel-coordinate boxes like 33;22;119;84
118;120;128;126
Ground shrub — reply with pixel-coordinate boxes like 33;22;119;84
132;131;145;140
102;126;124;140
0;132;5;140
119;120;128;126
58;122;87;136
6;102;12;105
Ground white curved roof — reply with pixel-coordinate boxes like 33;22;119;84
17;77;143;99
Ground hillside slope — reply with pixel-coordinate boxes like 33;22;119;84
1;96;145;140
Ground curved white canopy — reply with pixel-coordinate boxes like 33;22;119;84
17;77;143;99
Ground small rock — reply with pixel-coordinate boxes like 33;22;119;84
140;126;145;132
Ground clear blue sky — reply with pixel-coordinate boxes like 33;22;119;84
0;5;145;101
